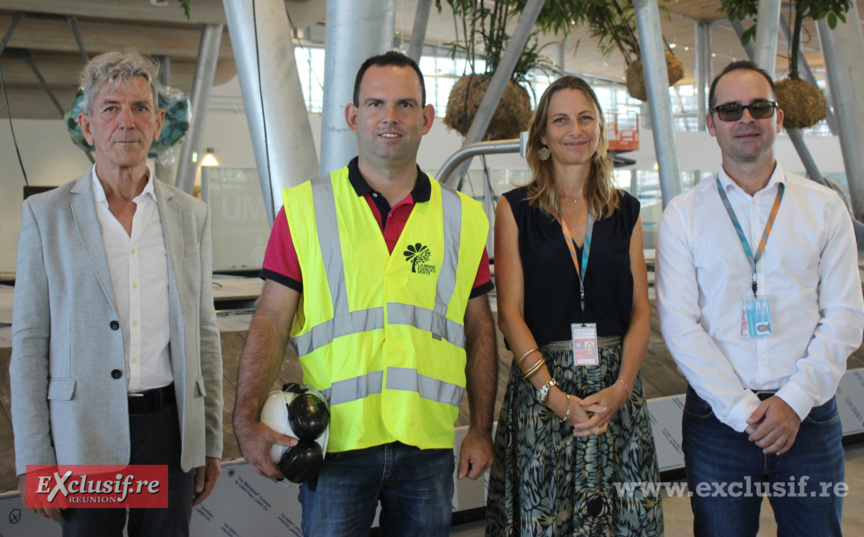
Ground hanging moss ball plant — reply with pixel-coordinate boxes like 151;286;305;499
443;74;532;141
775;78;826;129
625;51;685;102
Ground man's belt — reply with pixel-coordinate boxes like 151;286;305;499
128;384;175;415
754;390;777;401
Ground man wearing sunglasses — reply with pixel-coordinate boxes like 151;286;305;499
656;60;864;536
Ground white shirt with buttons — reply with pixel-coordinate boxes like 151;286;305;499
92;168;173;393
656;164;864;431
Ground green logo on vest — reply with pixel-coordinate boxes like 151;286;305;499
403;243;436;275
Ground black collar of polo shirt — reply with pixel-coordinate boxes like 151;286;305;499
346;157;432;204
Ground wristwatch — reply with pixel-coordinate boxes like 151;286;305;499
537;378;558;406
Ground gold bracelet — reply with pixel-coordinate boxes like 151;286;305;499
516;348;538;368
617;377;632;396
522;357;545;379
560;394;571;423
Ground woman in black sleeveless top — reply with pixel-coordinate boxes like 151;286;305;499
485;76;663;536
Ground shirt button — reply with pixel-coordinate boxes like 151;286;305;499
132;320;138;327
372;193;378;197
111;369;122;379
110;320;120;331
132;357;138;363
132;283;138;289
131;248;136;255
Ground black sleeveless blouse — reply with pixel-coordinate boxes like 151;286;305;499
502;187;640;344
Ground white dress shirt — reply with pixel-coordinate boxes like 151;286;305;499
656;164;864;432
92;168;173;392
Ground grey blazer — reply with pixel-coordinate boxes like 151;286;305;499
10;169;223;474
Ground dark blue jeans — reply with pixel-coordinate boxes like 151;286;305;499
682;387;844;537
298;441;455;537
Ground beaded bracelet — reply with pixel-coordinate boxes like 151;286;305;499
560;394;571;424
522;357;545;379
516;348;538;368
617;377;632;397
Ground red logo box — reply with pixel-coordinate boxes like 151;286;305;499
25;465;168;509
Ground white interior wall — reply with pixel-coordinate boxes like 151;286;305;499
0;76;847;272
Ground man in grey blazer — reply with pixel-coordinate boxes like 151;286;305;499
10;50;222;536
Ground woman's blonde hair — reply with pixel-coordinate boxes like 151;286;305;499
524;76;619;218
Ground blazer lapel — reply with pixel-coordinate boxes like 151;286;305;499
153;180;186;377
153;180;184;290
70;170;118;312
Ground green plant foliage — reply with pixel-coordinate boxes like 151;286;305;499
510;0;672;66
177;0;191;20
435;0;557;85
719;0;852;54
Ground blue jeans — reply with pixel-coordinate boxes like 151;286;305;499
298;442;455;537
682;387;844;537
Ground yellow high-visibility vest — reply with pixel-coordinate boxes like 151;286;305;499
282;166;488;452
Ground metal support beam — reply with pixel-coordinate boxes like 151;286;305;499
67;16;89;64
320;0;396;175
634;0;682;207
20;50;64;117
779;16;837;134
694;20;710;131
738;15;827;189
731;19;757;61
817;3;864;219
408;0;432;62
175;25;222;194
0;12;25;56
223;0;319;224
437;139;521;184
440;0;544;185
753;0;782;76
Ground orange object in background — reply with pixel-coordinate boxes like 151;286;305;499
608;112;639;152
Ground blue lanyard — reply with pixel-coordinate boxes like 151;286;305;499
716;178;785;297
558;211;595;312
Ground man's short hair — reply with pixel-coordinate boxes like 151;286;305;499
708;60;776;110
81;50;160;116
353;51;426;106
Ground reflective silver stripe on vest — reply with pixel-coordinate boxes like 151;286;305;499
386;303;466;348
311;175;349;317
292;307;385;356
435;185;462;316
323;370;385;406
386;366;464;407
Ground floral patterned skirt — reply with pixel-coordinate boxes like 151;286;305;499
485;338;664;537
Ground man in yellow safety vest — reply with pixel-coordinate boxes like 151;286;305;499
233;51;498;536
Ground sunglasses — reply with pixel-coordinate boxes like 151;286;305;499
710;100;777;121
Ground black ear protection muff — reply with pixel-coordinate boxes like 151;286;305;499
260;383;331;486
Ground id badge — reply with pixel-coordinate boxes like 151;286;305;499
738;296;774;338
571;323;599;366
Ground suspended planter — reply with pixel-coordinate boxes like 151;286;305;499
436;0;555;141
512;0;683;102
775;78;826;129
625;51;685;102
444;74;532;141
